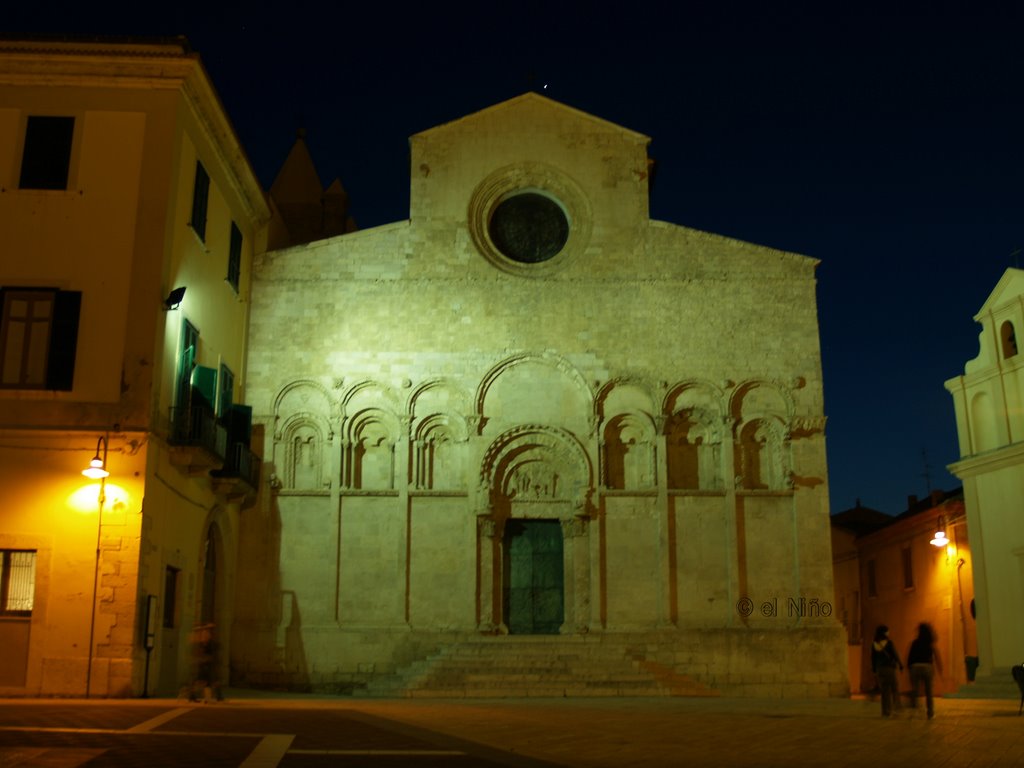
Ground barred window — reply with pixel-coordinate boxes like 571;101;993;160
1;550;36;616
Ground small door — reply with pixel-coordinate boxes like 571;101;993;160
504;520;564;635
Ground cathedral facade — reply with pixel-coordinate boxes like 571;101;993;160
234;94;846;696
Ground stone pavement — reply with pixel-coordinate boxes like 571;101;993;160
1;693;1023;767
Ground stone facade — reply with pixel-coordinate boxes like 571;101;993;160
234;94;846;696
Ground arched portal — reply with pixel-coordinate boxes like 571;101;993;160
478;426;593;634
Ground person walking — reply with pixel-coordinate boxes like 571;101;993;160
907;622;942;719
872;625;903;717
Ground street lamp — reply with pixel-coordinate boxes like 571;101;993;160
82;437;109;480
930;517;950;547
82;434;108;698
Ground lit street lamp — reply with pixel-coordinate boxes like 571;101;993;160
82;434;108;698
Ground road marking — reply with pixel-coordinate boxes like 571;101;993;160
240;734;294;768
290;749;466;756
127;707;192;732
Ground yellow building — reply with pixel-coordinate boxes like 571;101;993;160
0;38;269;696
832;493;977;697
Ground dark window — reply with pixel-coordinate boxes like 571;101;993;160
0;550;36;616
190;161;210;241
488;192;569;264
19;116;74;190
0;288;81;390
867;559;877;598
1002;321;1018;359
176;320;199;410
163;566;179;629
218;364;234;418
227;222;242;292
902;547;914;590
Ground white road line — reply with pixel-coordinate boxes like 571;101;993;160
127;707;192;732
240;734;295;768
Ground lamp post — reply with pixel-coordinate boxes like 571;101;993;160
82;435;108;698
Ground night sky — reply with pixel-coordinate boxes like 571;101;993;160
6;3;1023;516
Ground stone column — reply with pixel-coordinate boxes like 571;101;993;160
397;417;411;624
561;514;591;633
721;415;742;626
476;515;504;632
653;415;672;627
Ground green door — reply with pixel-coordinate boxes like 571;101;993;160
504;520;564;635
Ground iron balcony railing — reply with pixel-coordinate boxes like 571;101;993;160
168;396;227;461
215;441;261;489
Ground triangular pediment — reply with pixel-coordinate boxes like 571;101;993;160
412;92;650;144
974;268;1024;319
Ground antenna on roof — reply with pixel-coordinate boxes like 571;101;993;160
1011;248;1021;268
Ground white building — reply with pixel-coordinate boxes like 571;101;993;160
946;267;1024;692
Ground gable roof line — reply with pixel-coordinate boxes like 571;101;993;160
411;92;651;143
974;267;1024;320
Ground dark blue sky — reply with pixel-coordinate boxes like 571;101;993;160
8;3;1023;515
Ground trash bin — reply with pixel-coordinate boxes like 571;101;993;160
966;655;980;681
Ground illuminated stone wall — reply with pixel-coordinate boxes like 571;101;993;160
236;94;846;696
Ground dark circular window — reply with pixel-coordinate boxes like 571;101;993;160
488;193;569;264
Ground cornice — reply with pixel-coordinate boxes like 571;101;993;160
948;439;1024;478
0;38;196;86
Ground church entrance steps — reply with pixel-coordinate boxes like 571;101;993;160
358;635;719;698
945;667;1019;699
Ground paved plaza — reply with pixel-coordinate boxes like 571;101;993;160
0;693;1022;767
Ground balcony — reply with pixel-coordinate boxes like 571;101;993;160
209;403;260;506
168;392;227;474
211;441;261;505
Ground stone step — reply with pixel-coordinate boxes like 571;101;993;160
358;636;718;699
946;668;1020;699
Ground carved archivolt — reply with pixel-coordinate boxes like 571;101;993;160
595;377;658;424
727;380;795;490
475;352;593;432
729;379;794;424
407;378;471;421
342;407;400;490
734;416;790;490
273;381;335;492
481;425;593;516
412;413;469;490
273;380;335;440
279;415;329;491
602;411;657;490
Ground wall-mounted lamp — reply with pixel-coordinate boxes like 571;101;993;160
929;513;964;548
930;523;950;548
163;286;186;311
82;436;109;479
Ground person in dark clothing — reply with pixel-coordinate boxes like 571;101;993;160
871;624;903;716
907;622;942;719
